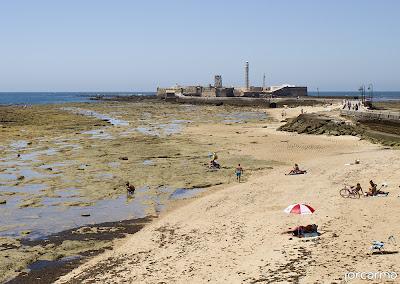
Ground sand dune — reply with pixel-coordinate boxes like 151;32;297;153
56;106;400;284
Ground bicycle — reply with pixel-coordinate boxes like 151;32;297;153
340;185;363;199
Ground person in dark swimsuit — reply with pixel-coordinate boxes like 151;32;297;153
126;182;135;194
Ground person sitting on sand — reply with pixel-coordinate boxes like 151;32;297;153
350;183;363;195
209;152;220;169
209;159;220;169
235;164;243;183
287;164;307;175
126;182;135;194
366;180;377;196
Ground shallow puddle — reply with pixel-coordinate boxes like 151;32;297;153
0;184;47;194
0;183;206;239
28;255;82;272
10;140;29;149
81;129;114;140
136;120;188;136
107;162;120;168
18;168;54;180
19;148;58;162
62;107;129;126
0;173;18;181
143;160;154;166
169;188;204;200
136;126;160;136
218;111;267;123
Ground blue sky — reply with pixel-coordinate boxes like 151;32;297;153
0;0;399;92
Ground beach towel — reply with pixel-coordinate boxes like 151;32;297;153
286;171;307;176
302;232;321;238
373;193;389;197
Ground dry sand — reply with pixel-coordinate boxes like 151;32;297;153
55;104;400;283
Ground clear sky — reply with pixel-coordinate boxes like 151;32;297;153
0;0;399;92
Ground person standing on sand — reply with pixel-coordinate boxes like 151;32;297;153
235;164;243;182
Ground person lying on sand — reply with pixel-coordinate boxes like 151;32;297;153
287;164;307;175
284;224;318;237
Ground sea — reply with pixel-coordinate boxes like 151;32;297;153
0;92;155;105
308;91;400;101
0;91;399;105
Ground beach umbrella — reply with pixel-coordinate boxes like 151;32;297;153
284;203;315;237
284;203;315;215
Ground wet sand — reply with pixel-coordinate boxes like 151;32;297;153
52;104;400;284
5;217;152;284
0;101;276;282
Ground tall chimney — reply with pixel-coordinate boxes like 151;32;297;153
245;61;249;90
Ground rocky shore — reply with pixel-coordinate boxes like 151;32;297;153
279;113;400;147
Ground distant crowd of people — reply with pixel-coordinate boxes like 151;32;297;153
342;99;362;111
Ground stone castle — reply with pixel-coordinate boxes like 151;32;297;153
157;61;307;100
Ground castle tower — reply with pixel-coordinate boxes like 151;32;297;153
214;75;222;88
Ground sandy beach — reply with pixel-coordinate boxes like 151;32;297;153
3;1;400;283
49;104;400;284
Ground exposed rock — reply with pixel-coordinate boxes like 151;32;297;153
279;113;400;147
279;114;359;137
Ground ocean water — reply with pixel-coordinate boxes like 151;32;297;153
0;92;155;105
308;91;400;101
1;91;399;105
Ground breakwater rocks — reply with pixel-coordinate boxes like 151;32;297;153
279;114;400;147
279;114;359;136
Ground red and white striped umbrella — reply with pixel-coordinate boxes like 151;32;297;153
284;203;315;215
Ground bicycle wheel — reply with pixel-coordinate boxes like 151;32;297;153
350;191;360;199
340;188;350;198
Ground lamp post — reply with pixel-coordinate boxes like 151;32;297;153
367;83;373;105
358;85;365;105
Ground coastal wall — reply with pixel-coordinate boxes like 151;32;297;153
176;96;272;106
157;87;234;98
173;96;338;107
340;109;400;123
